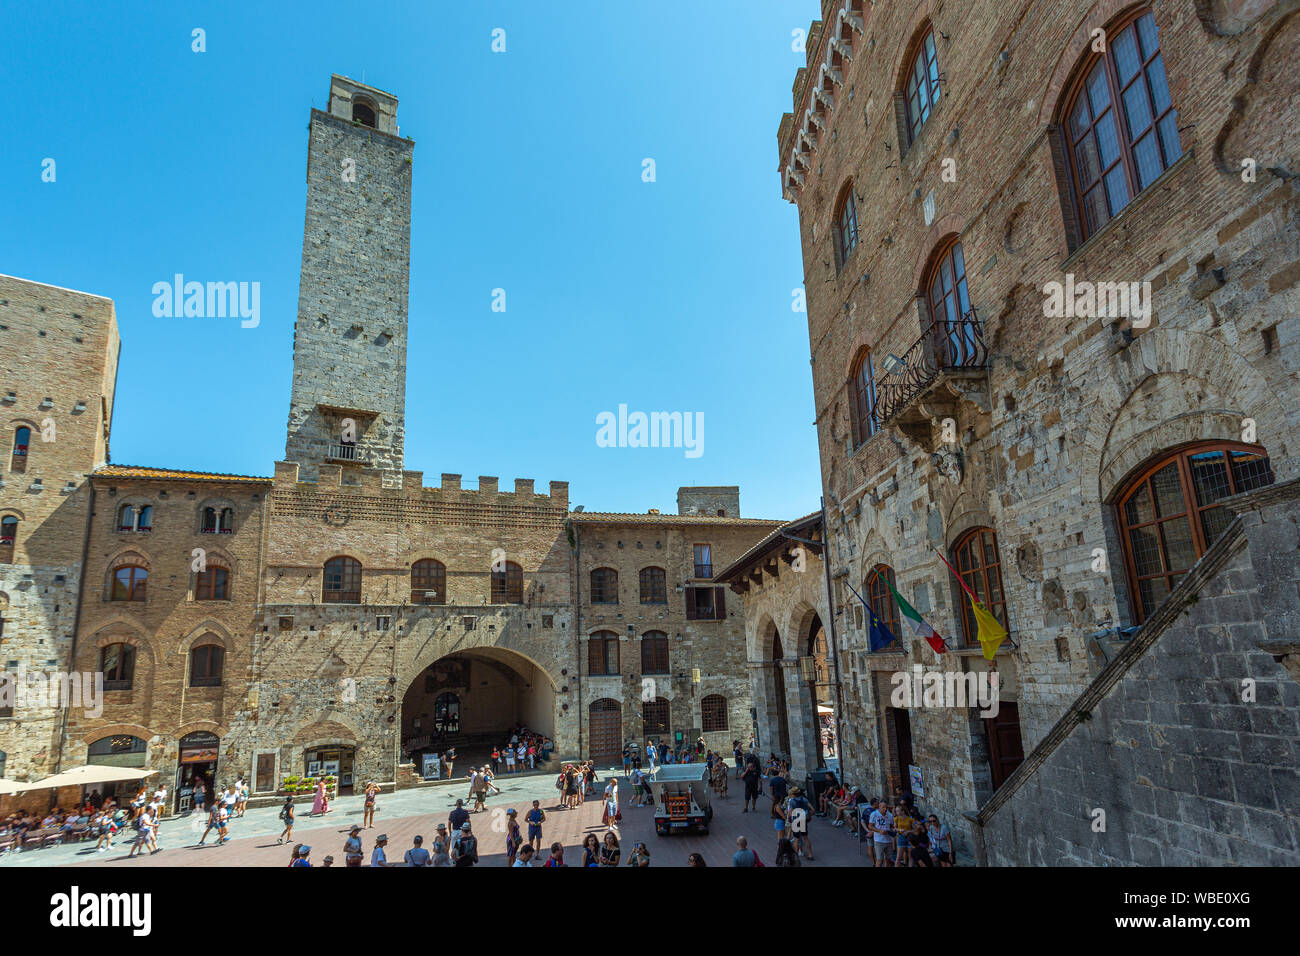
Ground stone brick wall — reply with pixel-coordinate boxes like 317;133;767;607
774;0;1299;857
0;277;119;781
974;480;1300;865
572;512;781;757
676;486;741;518
285;76;413;481
65;470;269;791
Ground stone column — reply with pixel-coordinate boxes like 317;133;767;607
781;660;822;779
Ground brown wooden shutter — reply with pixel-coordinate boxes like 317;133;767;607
685;587;697;620
588;638;603;675
893;90;909;153
715;587;726;620
1047;125;1084;253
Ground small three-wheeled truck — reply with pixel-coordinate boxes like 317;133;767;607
647;764;713;836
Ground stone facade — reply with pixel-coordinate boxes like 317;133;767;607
974;481;1300;866
0;77;780;810
285;75;412;482
767;0;1299;857
0;277;119;784
571;512;781;761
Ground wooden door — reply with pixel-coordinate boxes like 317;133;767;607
589;699;622;765
255;752;276;793
986;701;1025;789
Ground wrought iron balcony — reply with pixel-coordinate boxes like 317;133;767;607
874;311;989;432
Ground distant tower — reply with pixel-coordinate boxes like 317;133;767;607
285;75;413;481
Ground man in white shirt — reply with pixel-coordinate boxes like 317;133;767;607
867;799;894;868
645;740;657;771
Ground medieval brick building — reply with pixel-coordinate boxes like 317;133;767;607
0;76;779;811
754;0;1298;864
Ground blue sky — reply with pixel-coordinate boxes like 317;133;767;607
1;0;822;520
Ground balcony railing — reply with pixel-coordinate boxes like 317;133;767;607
323;589;361;604
327;442;360;461
693;563;713;579
874;311;988;428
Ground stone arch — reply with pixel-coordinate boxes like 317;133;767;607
80;723;154;746
402;626;560;695
174;719;228;740
1079;328;1284;502
196;496;239;533
0;508;25;524
290;712;365;749
176;621;234;658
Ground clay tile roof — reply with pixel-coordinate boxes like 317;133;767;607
713;510;823;583
568;512;783;527
94;464;273;484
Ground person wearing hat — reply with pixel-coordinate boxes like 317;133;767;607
321;855;335;868
431;838;452;866
371;834;391;867
344;825;364;867
291;845;312;867
404;834;431;867
451;821;478;867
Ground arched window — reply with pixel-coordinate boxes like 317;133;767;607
490;561;523;604
1060;9;1181;240
201;507;234;534
87;734;146;765
643;696;670;736
100;643;136;690
701;694;728;732
0;515;17;560
117;504;153;532
588;630;620;676
353;100;377;128
925;237;979;366
323;556;362;603
111;565;149;602
952;528;1007;647
849;348;879;447
866;564;901;646
590;568;618;604
195;564;229;601
10;426;30;473
834;184;859;269
903;27;941;145
189;643;224;687
639;566;667;604
1117;442;1273;623
412;559;446;604
641;631;670;675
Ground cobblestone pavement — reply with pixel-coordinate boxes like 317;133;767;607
3;770;904;868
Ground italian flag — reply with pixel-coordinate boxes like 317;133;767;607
885;577;947;654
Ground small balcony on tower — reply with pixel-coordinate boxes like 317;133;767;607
873;310;990;442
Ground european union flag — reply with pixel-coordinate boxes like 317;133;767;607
868;609;899;652
847;582;899;651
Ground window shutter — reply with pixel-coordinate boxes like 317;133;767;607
588;638;603;675
685;587;697;620
715;587;726;620
1047;125;1084;252
893;90;910;152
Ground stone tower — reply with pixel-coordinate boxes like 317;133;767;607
285;75;413;482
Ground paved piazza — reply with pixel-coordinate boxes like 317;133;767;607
5;770;900;868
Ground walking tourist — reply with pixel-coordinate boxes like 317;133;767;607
363;781;380;828
344;826;364;867
277;796;295;844
371;833;391;867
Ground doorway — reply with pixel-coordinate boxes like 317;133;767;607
985;701;1025;789
589;698;622;765
176;731;220;813
886;707;914;798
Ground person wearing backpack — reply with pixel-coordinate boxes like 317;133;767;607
277;797;295;845
786;786;815;861
452;821;479;866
